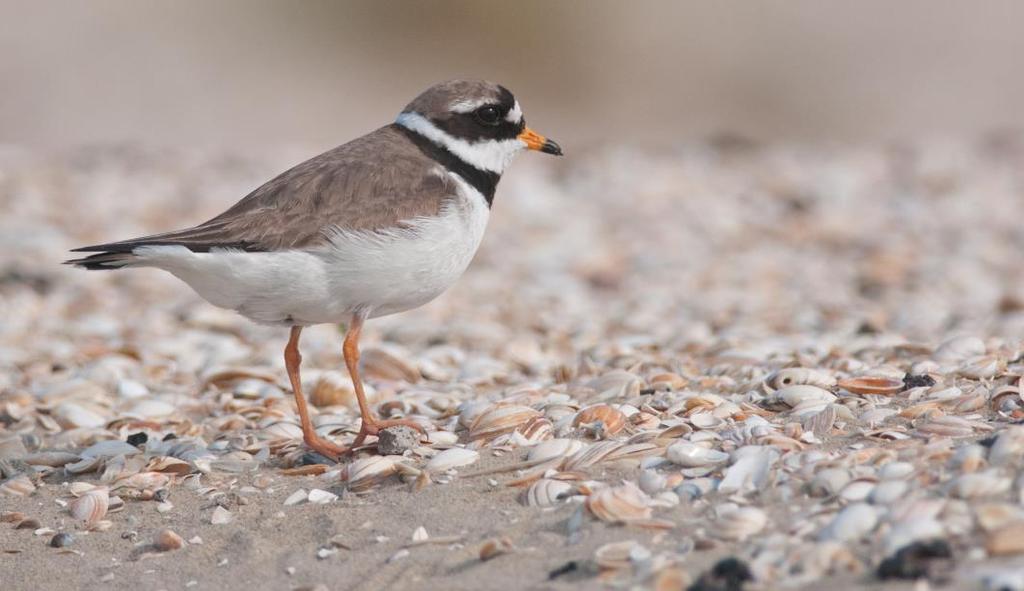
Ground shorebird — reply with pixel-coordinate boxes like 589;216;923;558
66;80;562;459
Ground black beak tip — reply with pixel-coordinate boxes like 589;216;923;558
541;139;563;156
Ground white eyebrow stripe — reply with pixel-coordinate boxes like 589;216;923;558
506;100;523;123
395;112;526;173
449;98;489;113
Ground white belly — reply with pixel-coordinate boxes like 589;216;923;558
131;178;490;325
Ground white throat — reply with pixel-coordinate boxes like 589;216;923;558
396;112;525;174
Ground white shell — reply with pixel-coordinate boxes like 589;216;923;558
774;385;837;408
307;488;338;504
666;442;729;468
527;439;586;463
284;489;308;506
818;503;878;542
523;478;574;507
950;470;1012;498
210;506;233;524
714;503;767;541
424;448;479;473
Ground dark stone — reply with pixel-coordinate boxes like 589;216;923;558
297;451;336;466
126;432;148;447
902;373;936;390
877;539;953;580
688;557;753;591
153;488;170;502
49;533;74;548
548;561;580;580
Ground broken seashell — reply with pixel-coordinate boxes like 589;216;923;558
210;506;233;525
594;540;648;570
307;489;338;504
479;536;514;561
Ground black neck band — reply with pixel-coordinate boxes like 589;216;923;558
397;125;501;207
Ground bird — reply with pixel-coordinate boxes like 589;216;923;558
66;79;562;460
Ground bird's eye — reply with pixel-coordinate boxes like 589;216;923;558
475;105;501;126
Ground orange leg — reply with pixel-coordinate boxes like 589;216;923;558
343;314;427;447
285;326;347;460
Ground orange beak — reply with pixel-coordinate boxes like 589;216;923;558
517;127;563;155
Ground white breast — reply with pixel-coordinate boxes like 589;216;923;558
131;174;490;325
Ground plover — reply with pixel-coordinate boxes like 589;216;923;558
67;79;562;459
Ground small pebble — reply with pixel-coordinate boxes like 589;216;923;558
49;533;74;548
376;426;420;455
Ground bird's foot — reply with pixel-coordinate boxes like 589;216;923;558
301;433;349;462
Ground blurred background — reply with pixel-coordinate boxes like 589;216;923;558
3;0;1024;150
3;0;1024;347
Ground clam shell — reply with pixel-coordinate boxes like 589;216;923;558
523;478;573;507
343;456;397;492
360;347;420;383
837;376;904;396
527;438;587;463
153;528;184;551
763;368;837;393
468;405;541;442
774;385;837;408
585;482;652;523
986;521;1024;556
950;470;1011;498
594;540;648;569
309;371;354;408
714;504;767;541
818;503;878;542
261;421;304;441
573;404;627;437
0;474;36;497
69;488;109;524
666;442;729;468
424;448;479;473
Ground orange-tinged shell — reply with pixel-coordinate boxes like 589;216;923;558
69;488;109;525
573;404;627;436
838;376;904;396
585;482;652;523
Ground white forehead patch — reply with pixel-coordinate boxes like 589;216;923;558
506;100;523;123
449;98;489;113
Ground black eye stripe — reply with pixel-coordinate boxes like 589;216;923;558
475;105;501;126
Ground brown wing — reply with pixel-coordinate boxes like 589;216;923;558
70;124;455;257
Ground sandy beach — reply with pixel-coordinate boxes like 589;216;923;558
3;140;1024;590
